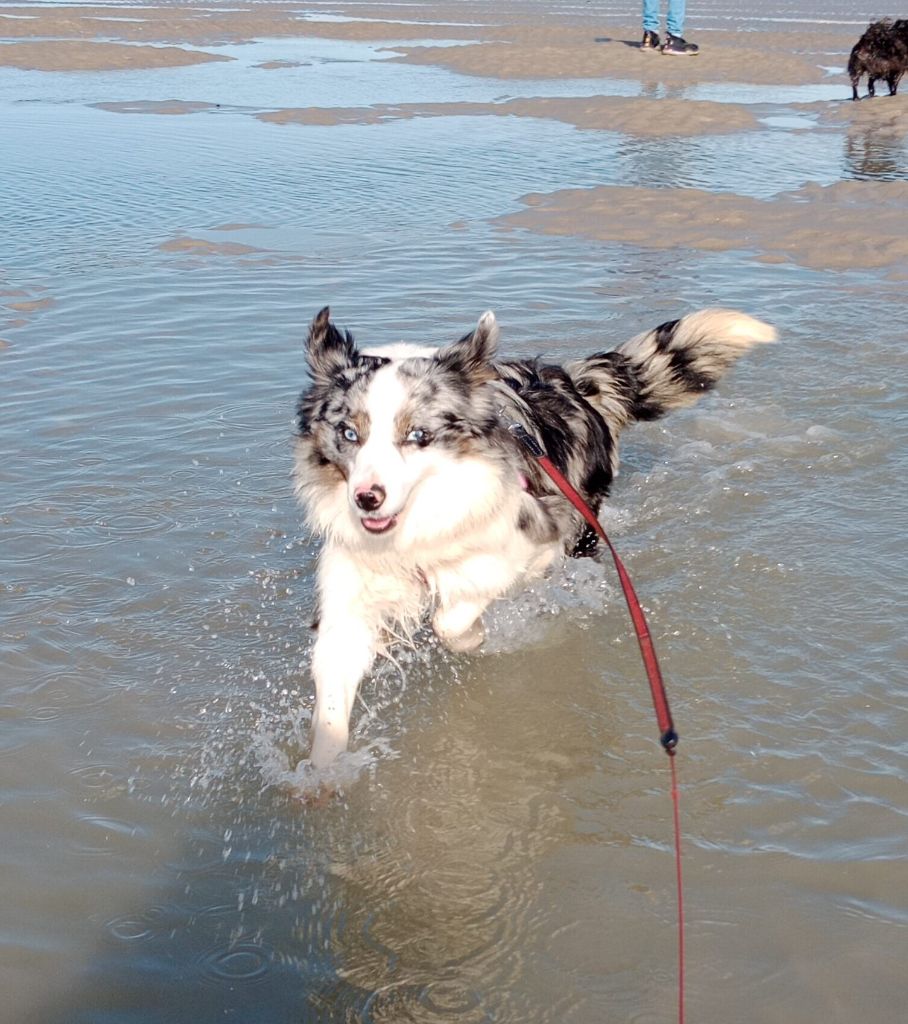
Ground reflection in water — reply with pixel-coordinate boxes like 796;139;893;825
617;133;695;191
843;122;908;180
639;78;687;101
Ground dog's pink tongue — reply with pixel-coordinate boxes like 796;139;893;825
362;516;395;533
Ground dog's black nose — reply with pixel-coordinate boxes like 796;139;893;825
354;485;386;512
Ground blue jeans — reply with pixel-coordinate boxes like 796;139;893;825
643;0;686;37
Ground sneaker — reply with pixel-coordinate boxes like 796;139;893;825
661;33;699;55
641;30;660;50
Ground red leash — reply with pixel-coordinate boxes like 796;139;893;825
508;421;686;1023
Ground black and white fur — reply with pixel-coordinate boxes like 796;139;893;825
294;308;776;767
848;18;908;101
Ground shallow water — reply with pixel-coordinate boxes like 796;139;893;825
2;3;907;1023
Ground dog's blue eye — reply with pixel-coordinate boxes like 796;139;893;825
341;425;359;443
406;428;429;445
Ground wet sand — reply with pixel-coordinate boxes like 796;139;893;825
0;2;853;83
4;1;906;272
496;179;908;273
0;40;232;71
256;95;761;135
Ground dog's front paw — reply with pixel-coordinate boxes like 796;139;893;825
291;778;341;808
280;759;344;807
435;616;486;653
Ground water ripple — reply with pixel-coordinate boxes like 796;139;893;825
1;10;906;1022
197;938;273;986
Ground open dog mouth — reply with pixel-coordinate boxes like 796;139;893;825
360;514;398;534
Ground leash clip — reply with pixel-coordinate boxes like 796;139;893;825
505;419;545;458
661;728;679;753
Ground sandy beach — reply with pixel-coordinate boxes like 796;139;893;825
3;2;907;272
2;3;907;1024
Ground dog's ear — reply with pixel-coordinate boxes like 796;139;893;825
437;311;499;383
306;306;357;380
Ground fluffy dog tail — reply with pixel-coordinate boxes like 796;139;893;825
565;309;777;436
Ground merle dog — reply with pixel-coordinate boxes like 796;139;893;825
293;308;775;770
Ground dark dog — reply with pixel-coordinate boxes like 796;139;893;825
848;19;908;101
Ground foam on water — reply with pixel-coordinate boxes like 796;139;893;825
254;725;398;799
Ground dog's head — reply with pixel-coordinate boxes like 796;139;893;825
295;308;508;547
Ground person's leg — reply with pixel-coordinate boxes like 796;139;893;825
641;0;661;48
665;0;686;38
642;0;661;34
662;0;698;53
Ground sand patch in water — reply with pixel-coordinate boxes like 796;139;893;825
158;237;266;256
813;94;908;134
257;95;759;136
389;25;846;86
6;296;55;313
94;99;219;116
0;5;481;46
255;60;304;70
495;179;908;272
0;40;231;71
